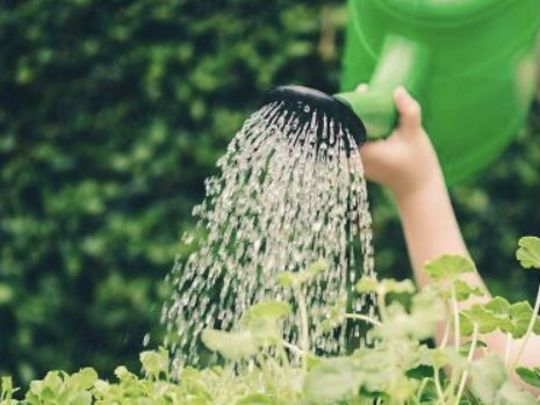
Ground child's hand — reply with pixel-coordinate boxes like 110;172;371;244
358;85;443;199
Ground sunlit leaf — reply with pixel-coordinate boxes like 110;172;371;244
355;277;415;295
201;329;257;360
355;276;378;294
423;255;476;280
516;236;540;269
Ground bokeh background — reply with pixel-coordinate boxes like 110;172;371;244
1;0;539;387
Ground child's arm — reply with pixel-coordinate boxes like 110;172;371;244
359;85;540;393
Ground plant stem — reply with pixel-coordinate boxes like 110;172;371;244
433;368;446;405
455;323;479;405
277;342;291;369
345;313;382;327
415;378;428;402
440;321;450;349
450;283;460;352
511;284;540;369
293;285;310;371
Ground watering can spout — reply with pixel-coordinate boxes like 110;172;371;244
335;35;429;139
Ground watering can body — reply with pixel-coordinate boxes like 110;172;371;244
339;0;540;185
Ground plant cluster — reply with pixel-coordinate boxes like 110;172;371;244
2;236;539;404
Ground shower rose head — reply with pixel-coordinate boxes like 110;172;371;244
260;85;366;155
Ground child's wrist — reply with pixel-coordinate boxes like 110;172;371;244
391;169;446;206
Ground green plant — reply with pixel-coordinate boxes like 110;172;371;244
2;236;539;404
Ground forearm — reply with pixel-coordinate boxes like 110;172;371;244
393;173;540;395
393;170;482;290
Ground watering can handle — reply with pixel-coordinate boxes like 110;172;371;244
335;35;429;139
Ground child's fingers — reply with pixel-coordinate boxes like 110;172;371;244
394;86;422;135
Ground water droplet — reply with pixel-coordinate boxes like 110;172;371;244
142;333;150;347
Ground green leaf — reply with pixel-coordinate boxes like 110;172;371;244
516;367;540;389
454;279;485;301
303;357;364;403
201;329;257;360
278;260;329;288
355;276;378;294
508;301;540;338
355;277;415;295
241;301;291;324
423;255;476;280
139;348;169;377
381;279;416;295
459;340;487;357
69;367;98;390
240;301;291;344
516;236;540;269
69;391;92;405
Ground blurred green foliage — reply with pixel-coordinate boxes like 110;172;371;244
0;0;538;388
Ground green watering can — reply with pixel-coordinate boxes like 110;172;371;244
337;0;540;185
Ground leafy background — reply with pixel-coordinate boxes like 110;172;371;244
0;0;538;387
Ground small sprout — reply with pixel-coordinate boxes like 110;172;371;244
423;254;476;280
140;347;169;378
355;277;415;295
278;259;329;288
516;367;540;389
355;276;378;294
240;301;291;344
241;301;291;325
114;365;132;380
516;236;540;269
201;329;258;360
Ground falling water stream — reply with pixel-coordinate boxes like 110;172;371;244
160;99;376;367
